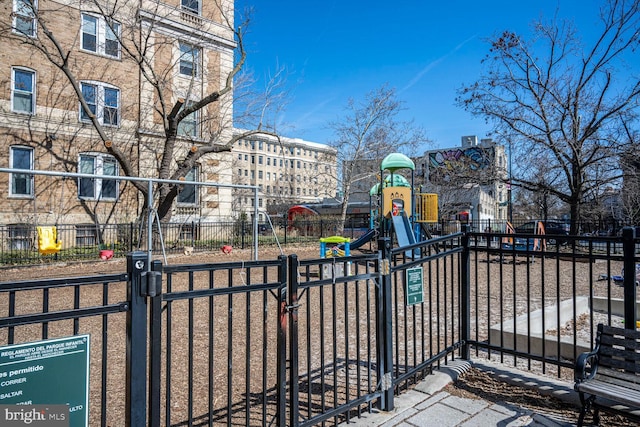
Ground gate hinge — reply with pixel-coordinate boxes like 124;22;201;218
141;270;162;298
382;259;390;275
381;373;393;391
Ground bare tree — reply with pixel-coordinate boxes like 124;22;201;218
457;0;640;233
620;146;640;224
4;0;283;224
325;85;427;234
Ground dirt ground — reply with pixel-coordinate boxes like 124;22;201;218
0;243;632;426
448;368;637;426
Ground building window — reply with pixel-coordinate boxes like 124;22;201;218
258;156;263;164
267;158;270;166
179;223;197;241
8;224;32;250
81;13;120;58
75;224;97;247
179;42;200;77
11;68;35;114
178;102;198;137
9;146;33;197
258;170;263;179
13;0;36;37
178;167;198;205
80;82;119;126
181;0;199;14
78;153;118;200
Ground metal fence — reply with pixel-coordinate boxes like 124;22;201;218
466;227;640;380
0;229;638;426
0;218;376;266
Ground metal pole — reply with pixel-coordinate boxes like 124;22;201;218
622;227;637;330
147;180;153;268
126;251;148;426
253;187;259;260
461;225;471;359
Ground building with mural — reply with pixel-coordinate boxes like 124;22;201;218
417;136;508;225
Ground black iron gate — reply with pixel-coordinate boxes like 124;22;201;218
0;232;466;427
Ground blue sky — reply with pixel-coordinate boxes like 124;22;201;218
235;1;598;150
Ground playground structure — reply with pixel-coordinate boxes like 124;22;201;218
287;152;440;256
376;153;438;253
501;221;547;252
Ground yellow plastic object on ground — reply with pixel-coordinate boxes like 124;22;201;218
37;226;62;255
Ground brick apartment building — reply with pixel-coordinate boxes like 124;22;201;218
0;0;237;247
232;131;338;221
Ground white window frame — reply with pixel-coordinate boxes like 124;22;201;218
179;42;200;77
177;167;199;206
9;146;34;198
11;67;36;114
79;81;120;126
177;101;199;137
78;153;119;201
81;13;121;58
13;0;36;37
181;0;200;15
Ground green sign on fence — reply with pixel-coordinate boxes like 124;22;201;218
0;335;90;427
405;267;424;305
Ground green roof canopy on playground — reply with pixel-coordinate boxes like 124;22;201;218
380;153;415;172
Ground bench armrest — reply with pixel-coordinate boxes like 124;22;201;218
575;349;599;384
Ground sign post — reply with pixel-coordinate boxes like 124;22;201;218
0;335;90;427
405;267;424;305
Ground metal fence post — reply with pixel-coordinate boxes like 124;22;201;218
276;255;288;427
461;225;471;359
377;237;394;411
126;251;149;427
148;260;163;427
287;254;300;427
622;227;637;330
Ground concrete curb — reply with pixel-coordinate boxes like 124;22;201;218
337;359;473;426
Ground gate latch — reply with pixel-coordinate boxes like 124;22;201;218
141;270;162;298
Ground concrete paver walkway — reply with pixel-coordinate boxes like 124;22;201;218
339;360;579;427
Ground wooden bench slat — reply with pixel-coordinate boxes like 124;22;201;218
601;324;640;340
599;335;640;353
595;368;640;391
598;355;640;373
576;379;640;409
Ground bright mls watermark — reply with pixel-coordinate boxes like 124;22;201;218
0;405;68;426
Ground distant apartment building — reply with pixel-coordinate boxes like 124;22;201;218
232;131;338;220
0;0;237;246
418;136;508;223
